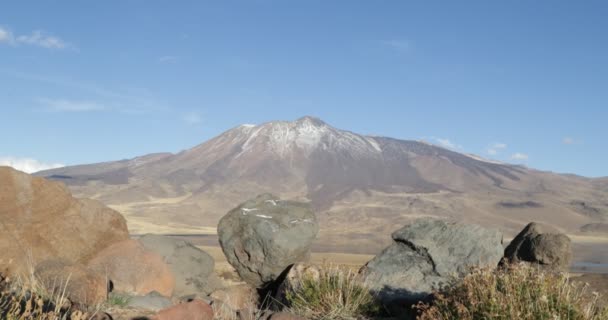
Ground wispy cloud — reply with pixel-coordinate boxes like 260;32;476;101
487;142;507;155
2;70;169;115
17;30;68;49
381;39;411;53
38;98;106;112
158;55;179;64
562;137;581;145
0;26;71;50
0;156;64;173
182;112;202;125
431;137;462;150
510;153;529;161
0;27;13;43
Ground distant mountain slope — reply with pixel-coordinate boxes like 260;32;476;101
38;116;608;253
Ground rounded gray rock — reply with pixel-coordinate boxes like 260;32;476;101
138;234;222;297
218;194;319;288
503;222;572;270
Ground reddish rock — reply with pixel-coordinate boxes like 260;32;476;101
152;299;213;320
87;239;175;297
0;167;129;276
35;259;108;305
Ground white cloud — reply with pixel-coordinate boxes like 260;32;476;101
0;156;64;173
16;30;67;49
0;26;70;50
183;112;202;125
432;137;462;150
158;56;179;63
486;142;507;155
510;153;529;161
381;39;411;53
38;98;106;112
0;27;14;43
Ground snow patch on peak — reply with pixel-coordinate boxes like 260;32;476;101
241;124;256;128
296;116;325;126
465;153;505;165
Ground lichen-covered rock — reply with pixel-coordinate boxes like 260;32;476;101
502;222;572;270
218;194;318;288
360;219;504;304
138;234;222;297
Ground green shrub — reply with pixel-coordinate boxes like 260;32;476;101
284;264;381;320
106;293;130;307
415;263;608;320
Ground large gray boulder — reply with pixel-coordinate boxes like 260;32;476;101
360;219;504;304
218;194;319;288
138;234;222;297
502;222;572;270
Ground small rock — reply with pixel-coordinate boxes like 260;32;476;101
152;299;213;320
218;194;319;288
502;222;572;270
87;239;175;297
126;291;173;312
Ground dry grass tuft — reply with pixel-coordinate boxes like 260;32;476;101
416;263;608;320
0;254;103;320
283;264;381;320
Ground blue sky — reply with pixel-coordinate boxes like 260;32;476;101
1;1;607;177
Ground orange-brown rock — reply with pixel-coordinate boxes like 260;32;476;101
0;167;129;276
35;258;108;305
152;299;213;320
87;239;175;297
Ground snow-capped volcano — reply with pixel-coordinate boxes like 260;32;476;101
38;117;607;253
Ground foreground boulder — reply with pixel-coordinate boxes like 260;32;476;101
360;219;503;305
0;167;129;275
218;194;319;288
502;222;572;270
138;234;222;297
87;239;175;297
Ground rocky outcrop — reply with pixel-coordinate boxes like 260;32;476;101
218;194;319;288
138;234;222;297
0;167;129;276
87;239;175;297
360;219;504;305
502;222;572;270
